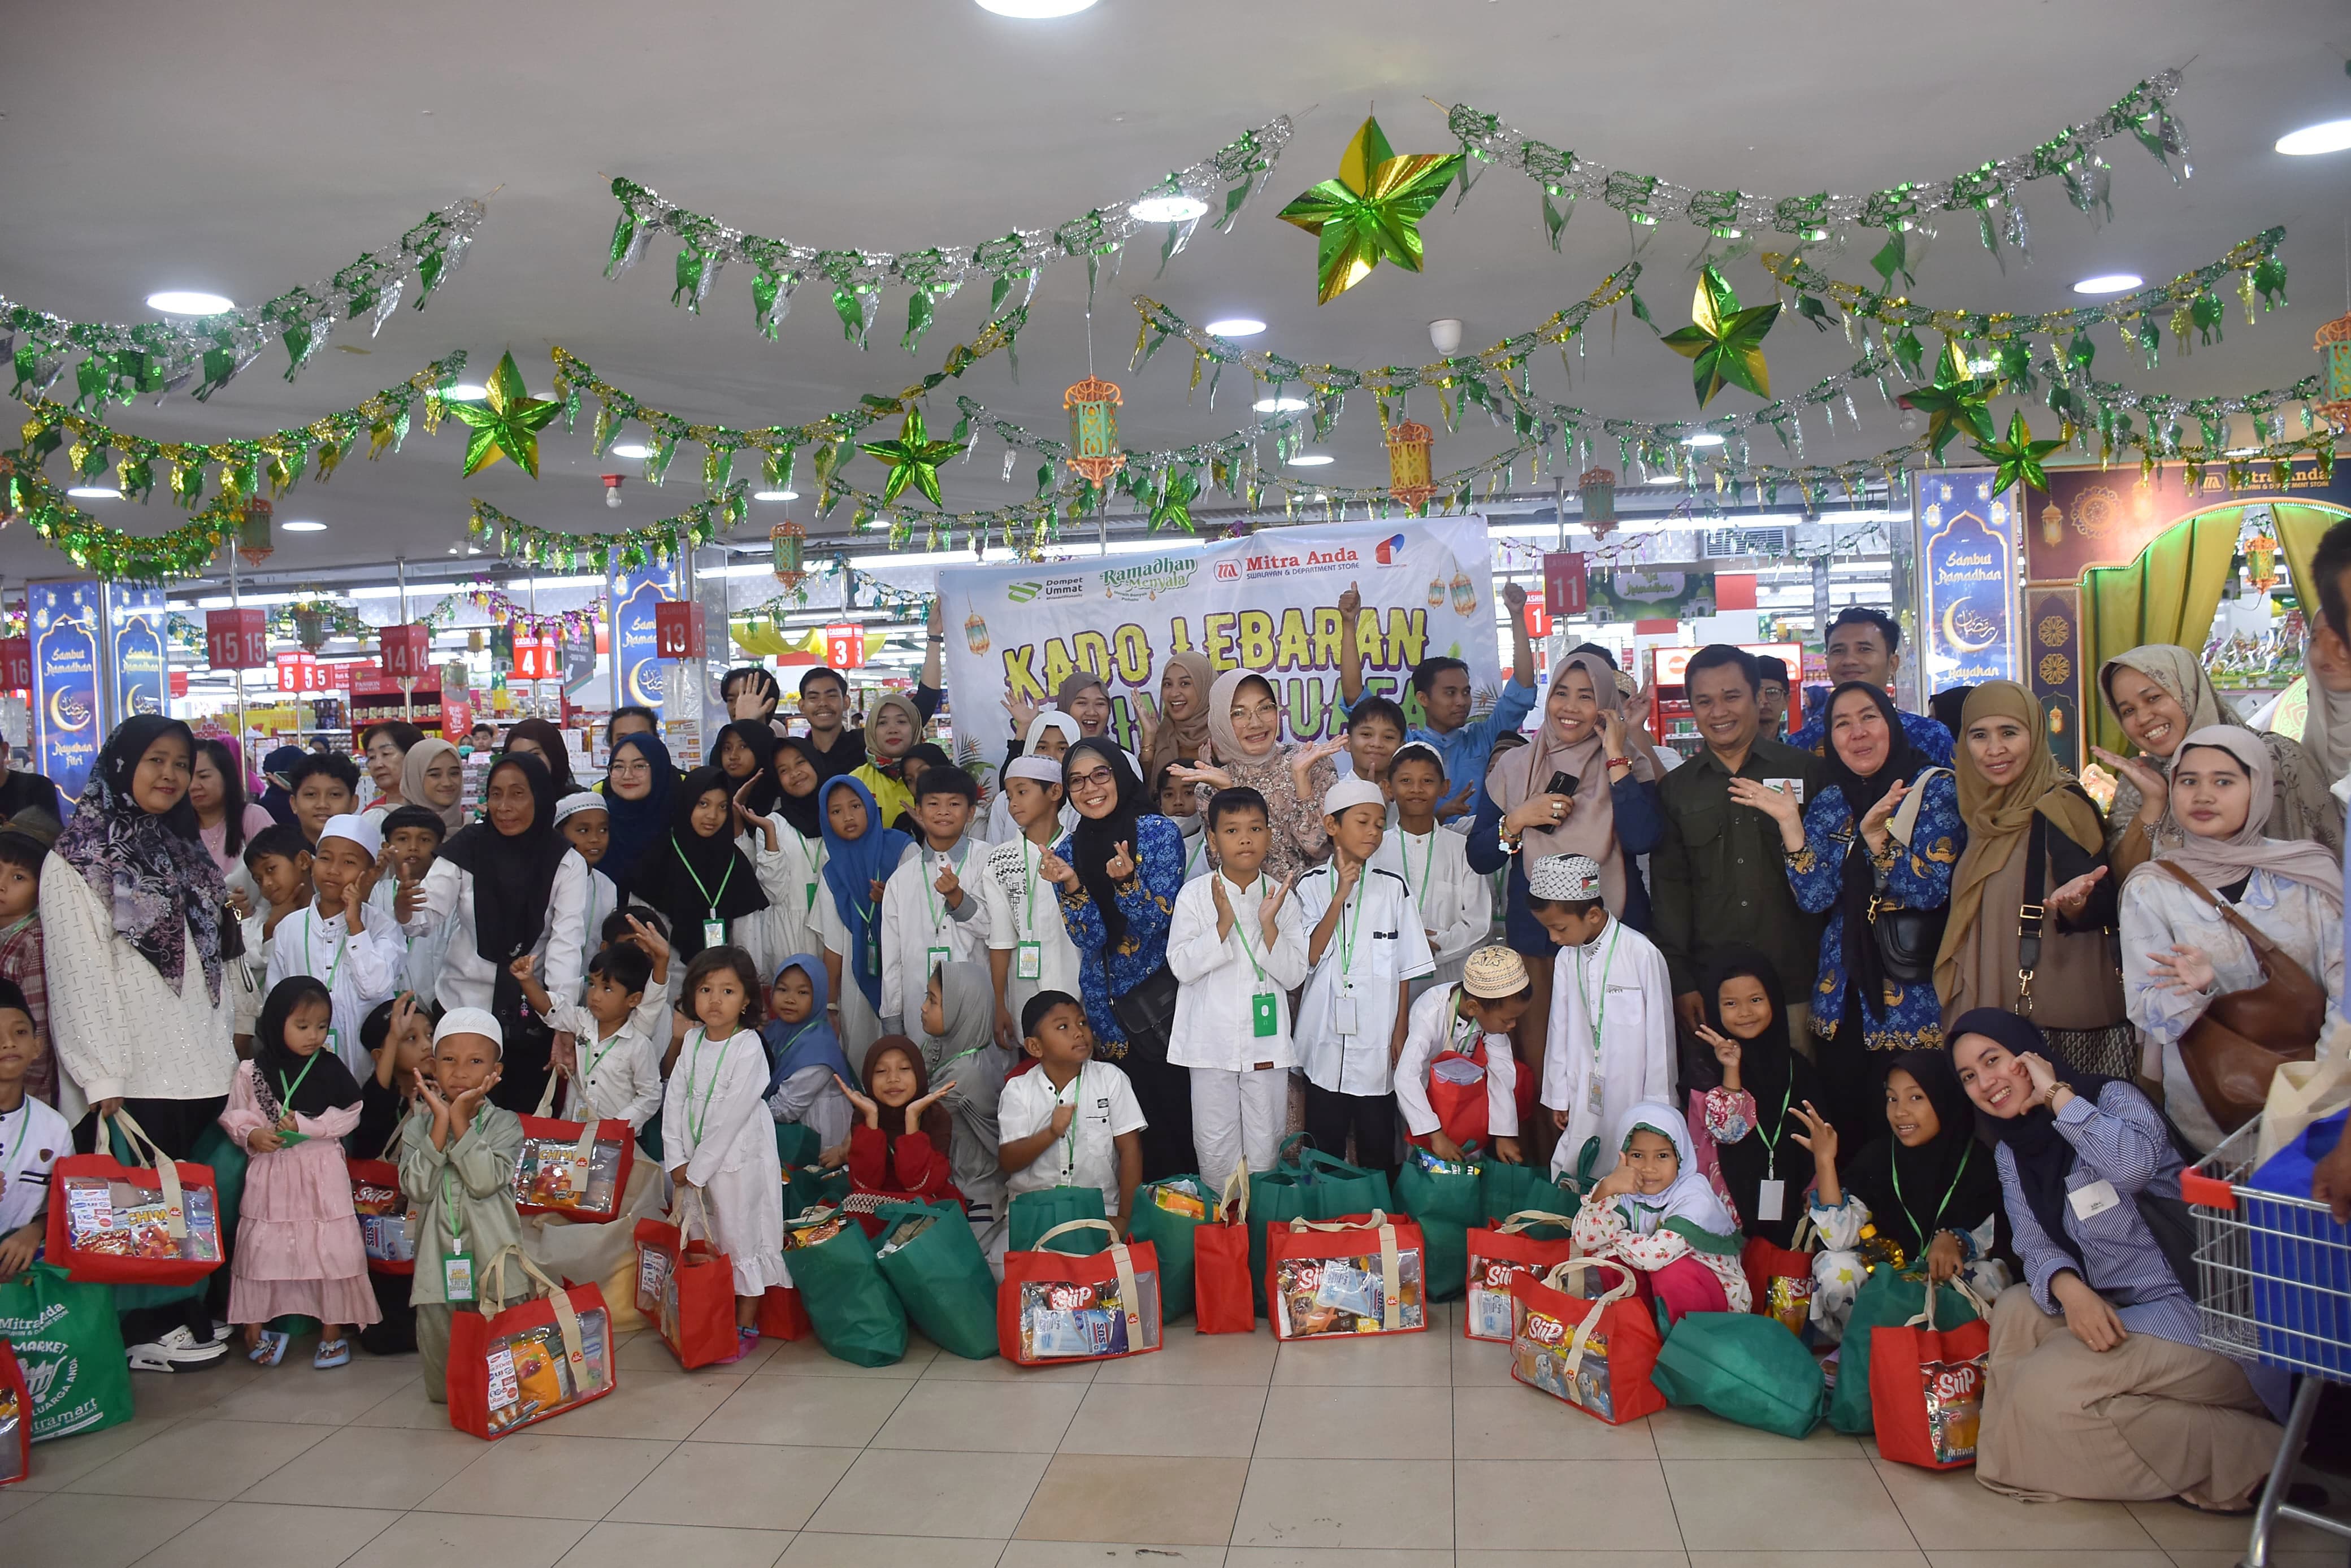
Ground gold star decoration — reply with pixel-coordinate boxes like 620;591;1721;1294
857;405;962;507
1973;409;2066;493
1277;116;1463;305
446;351;558;477
1659;265;1781;408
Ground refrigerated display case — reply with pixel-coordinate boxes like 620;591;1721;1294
1646;642;1805;758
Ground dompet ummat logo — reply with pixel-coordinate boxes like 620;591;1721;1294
1100;555;1199;601
1006;581;1042;603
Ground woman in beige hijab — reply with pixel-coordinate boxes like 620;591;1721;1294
2090;643;2340;881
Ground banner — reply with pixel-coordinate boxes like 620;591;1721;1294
107;585;170;728
1584;567;1716;624
29;579;102;807
1915;470;2021;691
605;561;676;716
938;518;1500;791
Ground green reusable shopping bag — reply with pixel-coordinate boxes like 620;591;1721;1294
773;1120;820;1170
1125;1175;1218;1322
788;1214;908;1367
0;1262;133;1441
1007;1186;1108;1255
1478;1159;1578;1233
1395;1156;1485;1302
1828;1267;1984;1435
784;1162;852;1219
1651;1310;1827;1440
869;1200;999;1360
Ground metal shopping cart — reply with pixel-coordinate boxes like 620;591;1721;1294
2181;1120;2351;1568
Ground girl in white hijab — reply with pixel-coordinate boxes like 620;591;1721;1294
1567;1100;1752;1321
985;711;1080;845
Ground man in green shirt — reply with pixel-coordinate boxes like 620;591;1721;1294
1649;645;1827;1057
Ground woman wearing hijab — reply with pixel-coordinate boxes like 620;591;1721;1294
1042;737;1192;1179
1947;1007;2284;1508
985;711;1080;845
598;731;675;905
816;775;914;1059
431;753;587;1110
42;715;237;1368
924;957;1017;1254
1750;680;1966;1141
500;716;579;793
633;767;773;974
839;1035;962;1205
1168;670;1338;885
1689;948;1819;1248
1568;1099;1752;1321
399;736;468;836
1935;682;2131;1075
849;691;926;833
2093;644;2340;881
2117;725;2344;1153
1143;650;1216;784
257;744;307;828
740;737;829;968
711;718;780;818
762;954;856;1158
1795;1048;2008;1342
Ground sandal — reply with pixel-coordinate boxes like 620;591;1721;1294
313;1339;351;1370
247;1329;289;1367
714;1327;760;1366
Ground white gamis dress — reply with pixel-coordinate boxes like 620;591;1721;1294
663;1025;788;1295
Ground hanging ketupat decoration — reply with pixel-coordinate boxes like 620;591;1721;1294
1385;419;1436;511
1064;376;1126;485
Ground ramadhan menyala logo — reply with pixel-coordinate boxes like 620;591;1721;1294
1099;555;1200;602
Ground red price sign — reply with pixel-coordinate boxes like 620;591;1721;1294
205;607;268;670
1542;551;1588;618
824;624;865;671
379;623;432;681
0;637;29;692
653;600;705;660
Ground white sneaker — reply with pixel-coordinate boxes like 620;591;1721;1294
127;1324;229;1372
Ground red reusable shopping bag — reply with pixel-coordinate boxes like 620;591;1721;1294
758;1285;813;1342
45;1111;224;1287
1507;1257;1666;1425
1462;1209;1578;1343
446;1247;617;1440
512;1078;636;1223
1422;1040;1492;1150
348;1158;414;1276
632;1195;739;1369
999;1219;1163;1365
1869;1282;1992;1470
1194;1167;1255;1335
0;1339;29;1487
1264;1210;1430;1341
1741;1235;1816;1336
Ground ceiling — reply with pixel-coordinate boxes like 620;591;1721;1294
2;0;2346;601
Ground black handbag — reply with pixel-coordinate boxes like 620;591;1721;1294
1869;898;1946;985
1108;963;1180;1065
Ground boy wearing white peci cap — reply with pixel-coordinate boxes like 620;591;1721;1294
1525;853;1673;1187
1394;945;1535;1165
400;1007;523;1402
266;813;408;1076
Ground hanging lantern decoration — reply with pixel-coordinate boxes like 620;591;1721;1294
293;603;327;653
1578;467;1618;535
770;520;806;589
1385;419;1437;512
1064;376;1126;486
2245;531;2280;592
237;496;274;567
2318;312;2351;431
964;605;991;655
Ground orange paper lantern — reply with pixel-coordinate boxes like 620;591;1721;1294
1386;420;1437;511
1064;376;1126;487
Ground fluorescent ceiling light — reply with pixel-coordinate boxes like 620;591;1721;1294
1967;357;1999;375
146;290;233;315
974;0;1097;14
67;485;123;499
1253;396;1309;412
281;519;327;532
2276;118;2351;155
2224;446;2262;457
1128;194;1209;224
1204;318;1266;337
753;489;799;502
610;442;651;459
1681;433;1725;448
446;383;489;400
2072;273;2142;295
1286;453;1334;466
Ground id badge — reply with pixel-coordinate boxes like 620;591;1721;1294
326;1027;342;1061
864;936;882;978
702;919;726;950
1251;991;1279;1038
1016;940;1042;980
1755;1179;1786;1222
927;944;952;978
1586;1072;1606;1115
2068;1178;2122;1222
443;1250;475;1304
1332;991;1359;1036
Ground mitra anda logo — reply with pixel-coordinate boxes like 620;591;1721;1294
1374;533;1407;565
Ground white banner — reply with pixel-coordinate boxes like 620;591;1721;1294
938;516;1499;785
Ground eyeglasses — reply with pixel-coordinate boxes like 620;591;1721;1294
610;758;651;778
1066;767;1115;790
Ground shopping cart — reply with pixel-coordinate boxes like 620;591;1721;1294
2181;1119;2351;1568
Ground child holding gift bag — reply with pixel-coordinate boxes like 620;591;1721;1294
221;976;380;1367
1570;1101;1752;1322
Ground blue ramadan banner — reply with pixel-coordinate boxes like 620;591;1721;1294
29;579;102;809
1915;468;2020;691
606;559;675;716
109;584;170;727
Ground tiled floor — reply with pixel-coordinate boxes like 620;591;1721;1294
7;1303;2344;1568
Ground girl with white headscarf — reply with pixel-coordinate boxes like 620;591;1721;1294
985;711;1080;845
1566;1100;1751;1321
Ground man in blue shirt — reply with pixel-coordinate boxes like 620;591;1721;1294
1788;606;1954;766
1339;579;1538;821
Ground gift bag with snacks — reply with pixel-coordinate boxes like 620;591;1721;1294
446;1247;615;1440
788;1208;909;1367
1007;1185;1109;1256
511;1079;635;1223
1828;1267;1981;1434
349;1158;415;1276
870;1199;999;1361
1265;1210;1428;1342
1869;1282;1992;1470
1248;1139;1395;1311
1126;1175;1214;1321
45;1111;223;1287
784;1162;852;1219
1652;1310;1826;1440
1193;1167;1255;1335
998;1219;1162;1366
631;1196;738;1370
1507;1257;1665;1425
0;1339;28;1486
1463;1210;1578;1343
1741;1234;1817;1338
0;1263;131;1443
1395;1147;1484;1302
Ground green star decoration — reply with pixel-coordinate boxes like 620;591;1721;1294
1659;264;1780;408
446;351;558;478
1278;116;1463;305
857;405;962;507
1148;470;1200;533
1898;344;1999;464
1973;409;2065;493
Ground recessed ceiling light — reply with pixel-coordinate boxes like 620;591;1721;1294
66;485;123;499
753;489;800;502
1204;317;1266;337
281;519;327;532
974;0;1097;15
145;290;233;315
2072;273;2142;295
610;442;651;459
1681;433;1725;448
1253;397;1310;413
1128;194;1209;224
2224;446;2262;457
1286;453;1334;467
2276;118;2351;156
446;382;489;400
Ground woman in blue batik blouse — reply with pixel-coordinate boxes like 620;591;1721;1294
1038;738;1191;1182
1734;680;1965;1149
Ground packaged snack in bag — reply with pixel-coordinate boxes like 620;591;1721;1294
875;1213;937;1259
788;1214;848;1249
60;1176;220;1263
483;1305;613;1436
1513;1301;1624;1418
1762;1271;1815;1335
1017;1275;1160;1360
1921;1356;1984;1464
511;1134;623;1214
1272;1250;1426;1339
352;1172;414;1267
1409;1146;1480;1179
1151;1179;1211;1220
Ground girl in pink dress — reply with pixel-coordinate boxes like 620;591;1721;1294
220;976;379;1367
